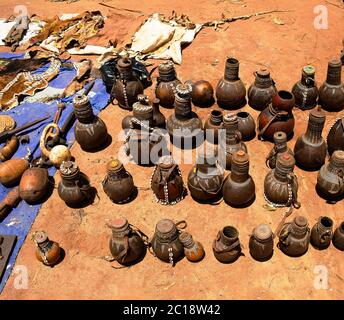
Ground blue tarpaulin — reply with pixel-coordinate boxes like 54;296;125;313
0;52;110;293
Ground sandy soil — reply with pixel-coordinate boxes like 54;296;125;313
1;0;344;300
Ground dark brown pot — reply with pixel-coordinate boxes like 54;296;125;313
248;68;277;111
237;111;256;141
102;160;135;204
278;215;310;257
187;80;214;107
333;222;344;251
204;109;223;144
108;218;147;266
152;98;166;128
33;231;61;266
155;61;181;108
292;65;319;110
0;158;29;187
249;224;274;262
327;116;344;156
294;107;327;171
73;94;108;151
222;150;255;208
266;131;294;169
216;57;246;109
179;232;205;262
319;59;344;112
213;226;242;264
311;216;334;250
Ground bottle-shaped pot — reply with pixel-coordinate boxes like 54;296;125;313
248;68;277;111
333;222;344;251
32;231;61;266
166;83;203;149
237;111;256;141
316;150;344;202
310;216;334;250
58;161;94;207
219;113;247;170
327;116;344;156
258;90;295;141
278;215;310;257
204;109;223;144
294;107;327;171
216;57;246;109
266;131;294;169
155;61;181;108
319;59;344;112
107;218;147;266
264;153;300;208
292;65;318;110
187;151;224;203
152;98;166;128
249;224;274;262
151;155;185;205
187;80;214;107
179;232;205;262
222;150;256;207
102;160;135;204
213;226;242;263
111;57;144;110
73;94;108;151
150;219;186;264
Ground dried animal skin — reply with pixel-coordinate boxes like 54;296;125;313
3;15;30;50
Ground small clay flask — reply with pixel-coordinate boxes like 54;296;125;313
248;68;277;111
237;111;256;141
311;216;334;250
327;116;344;156
213;226;242;264
150;219;186;264
249;224;274;262
278;215;310;257
333;222;344;251
316;150;344;202
179;232;205;262
111;57;144;110
319;59;344;112
102;160;135;204
107;218;147;266
292;65;318;110
152;98;166;128
187;80;214;107
32;231;61;266
155;61;181;108
73;94;108;151
222;150;255;208
294;107;327;171
264;153;300;208
204;109;223;144
266;131;294;169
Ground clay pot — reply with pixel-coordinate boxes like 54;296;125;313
327;116;344;156
258;90;295;141
187;80;214;107
204;109;223;144
179;232;205;262
155;61;181;108
19;167;49;204
0;158;29;187
310;216;334;250
152;98;166;128
58;161;94;207
213;226;242;264
294;107;327;171
319;59;344;112
237;111;256;141
73;94;108;151
266;131;294;169
187;151;224;203
248;68;277;111
102;160;135;204
108;218;147;266
249;224;274;262
316;150;344;202
264;153;300;208
278;215;310;257
32;231;61;266
292;65;318;110
150;219;186;263
223;150;255;208
333;222;344;251
111;57;144;110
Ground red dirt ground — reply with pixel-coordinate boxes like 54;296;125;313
1;0;344;300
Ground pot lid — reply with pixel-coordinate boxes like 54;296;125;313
253;224;272;241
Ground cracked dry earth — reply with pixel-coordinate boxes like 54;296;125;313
1;0;344;300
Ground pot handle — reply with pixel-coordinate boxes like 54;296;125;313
212;239;240;254
175;220;187;230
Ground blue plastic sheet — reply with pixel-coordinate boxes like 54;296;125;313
0;53;110;293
